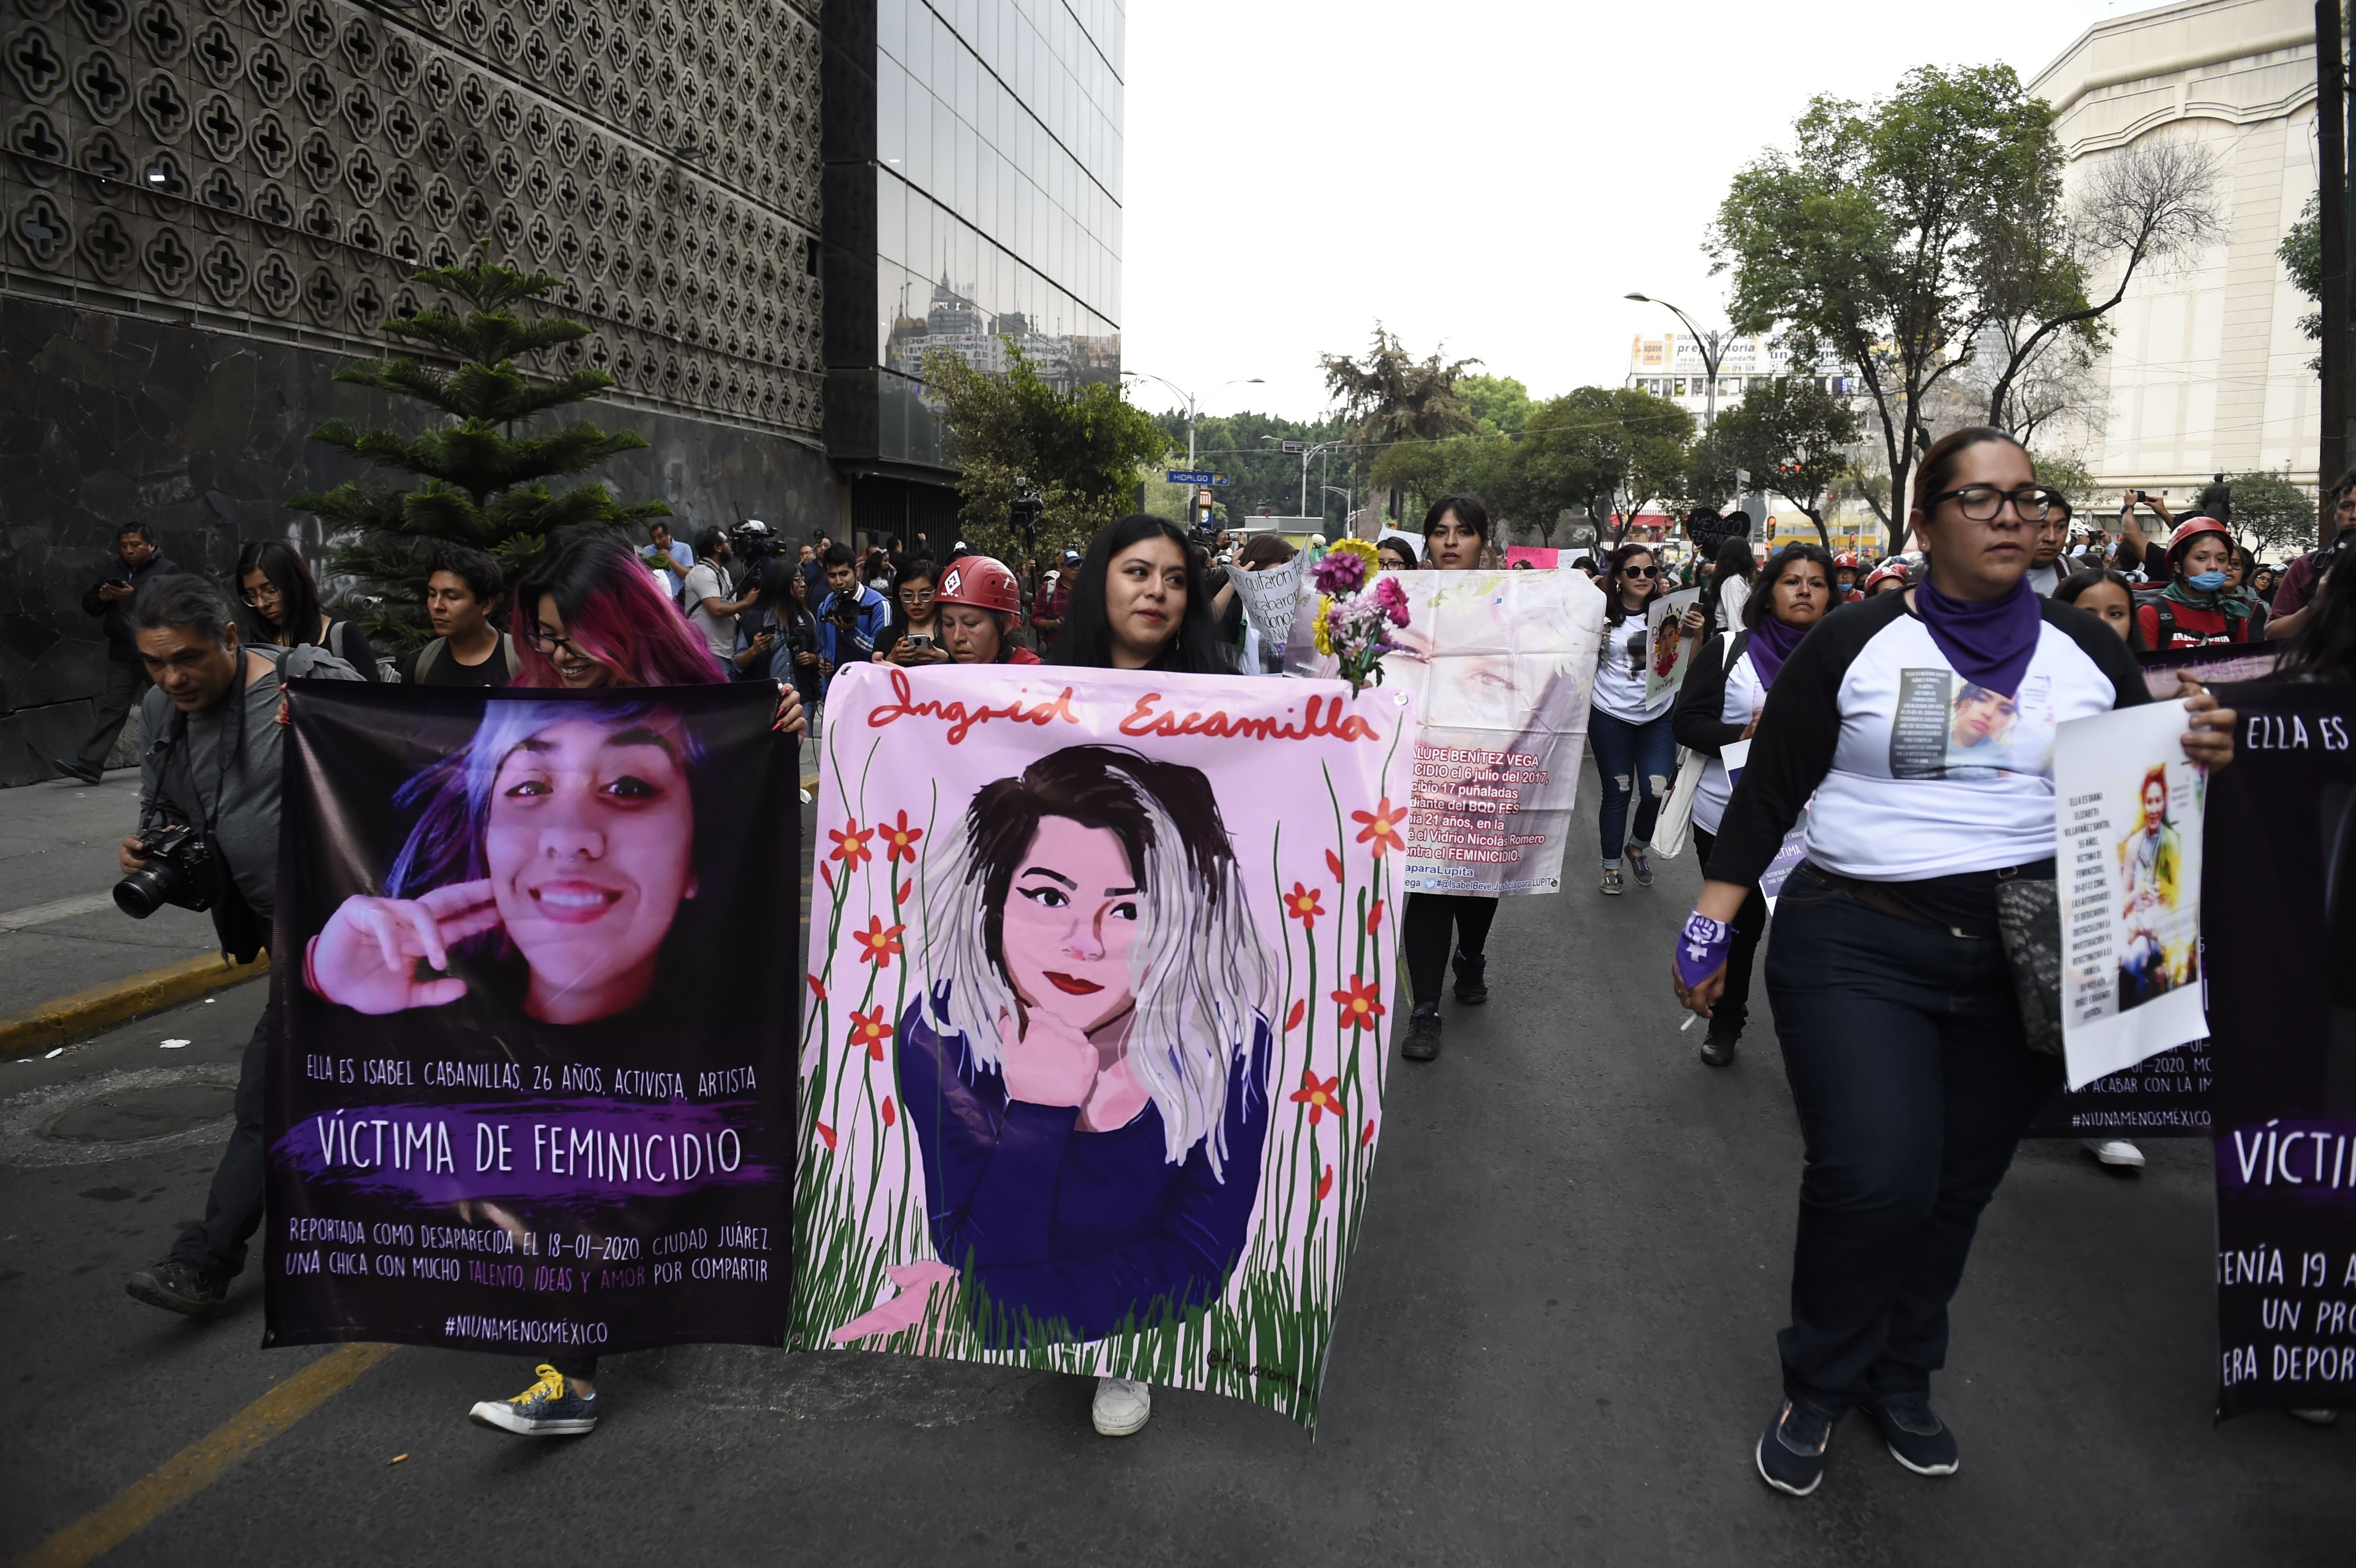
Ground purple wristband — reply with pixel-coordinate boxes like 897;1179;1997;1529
1674;911;1734;990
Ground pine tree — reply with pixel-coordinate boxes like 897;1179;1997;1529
288;248;669;647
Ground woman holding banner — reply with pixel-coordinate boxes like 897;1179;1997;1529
1398;496;1505;1063
1669;429;2236;1497
330;526;801;1438
1591;544;1701;895
1671;542;1834;1068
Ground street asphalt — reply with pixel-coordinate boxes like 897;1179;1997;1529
0;768;2346;1565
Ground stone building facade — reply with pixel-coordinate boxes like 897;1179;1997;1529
0;0;830;784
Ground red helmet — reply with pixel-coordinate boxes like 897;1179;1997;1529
938;555;1020;615
2164;516;2231;561
1832;552;1861;569
1862;562;1910;594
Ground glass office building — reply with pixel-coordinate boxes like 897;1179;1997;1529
822;0;1123;529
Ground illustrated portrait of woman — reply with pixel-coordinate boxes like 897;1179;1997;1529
303;700;718;1028
840;745;1279;1347
2116;764;2189;1008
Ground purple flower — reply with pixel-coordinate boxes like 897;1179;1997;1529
1312;552;1367;595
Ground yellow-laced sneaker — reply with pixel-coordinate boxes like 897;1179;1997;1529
469;1364;599;1436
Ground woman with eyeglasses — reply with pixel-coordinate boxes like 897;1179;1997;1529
236;540;383;681
1672;428;2236;1497
870;558;952;666
1590;543;1699;895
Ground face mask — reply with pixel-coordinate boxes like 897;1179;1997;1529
2186;570;2228;592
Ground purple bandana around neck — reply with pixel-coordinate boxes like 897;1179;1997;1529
1743;614;1809;690
1912;572;2042;697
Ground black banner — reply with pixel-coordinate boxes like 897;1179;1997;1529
2024;1038;2211;1139
2205;682;2356;1416
263;683;798;1355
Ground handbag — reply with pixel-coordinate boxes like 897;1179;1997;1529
1651;630;1738;861
1994;875;2066;1056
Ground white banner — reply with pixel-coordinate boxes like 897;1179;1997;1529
2055;702;2209;1090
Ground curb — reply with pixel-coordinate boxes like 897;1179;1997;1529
0;952;271;1058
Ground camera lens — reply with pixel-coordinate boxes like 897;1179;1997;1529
113;864;178;919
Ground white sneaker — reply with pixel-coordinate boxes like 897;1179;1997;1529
1091;1375;1151;1437
2082;1138;2146;1169
2289;1407;2342;1427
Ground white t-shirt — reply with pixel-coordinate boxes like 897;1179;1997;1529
1692;644;1766;836
685;560;735;662
2026;562;2062;598
1592;614;1673;723
1715;575;1751;634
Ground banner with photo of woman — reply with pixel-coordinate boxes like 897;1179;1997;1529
1285;570;1605;897
264;684;801;1356
2051;702;2208;1090
795;663;1415;1429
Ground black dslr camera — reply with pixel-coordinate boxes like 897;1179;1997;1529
114;822;216;918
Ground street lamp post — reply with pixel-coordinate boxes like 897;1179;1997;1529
1321;485;1354;537
1121;372;1264;467
1624;293;1737;432
1263;436;1346;516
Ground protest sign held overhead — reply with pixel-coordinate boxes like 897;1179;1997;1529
1234;558;1305;653
795;663;1414;1429
264;683;801;1357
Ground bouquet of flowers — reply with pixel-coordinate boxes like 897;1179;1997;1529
1309;538;1411;693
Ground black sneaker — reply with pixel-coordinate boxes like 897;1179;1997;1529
1756;1398;1836;1496
1451;951;1488;1005
51;758;102;785
469;1364;599;1436
1700;1031;1738;1067
127;1258;229;1315
1866;1393;1959;1476
1402;1003;1442;1062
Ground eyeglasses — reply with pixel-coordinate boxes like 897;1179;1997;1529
524;626;590;661
240;583;283;605
1928;486;2065;522
1622;565;1660;578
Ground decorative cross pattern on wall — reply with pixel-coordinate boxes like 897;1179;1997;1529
1;0;824;439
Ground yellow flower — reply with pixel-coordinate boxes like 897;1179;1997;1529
1312;594;1334;654
1328;537;1381;573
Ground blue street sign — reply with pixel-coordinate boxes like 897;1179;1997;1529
1166;469;1230;486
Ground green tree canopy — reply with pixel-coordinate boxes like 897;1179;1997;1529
1712;378;1864;547
2228;468;2320;560
924;344;1171;559
1321;325;1481;519
288;248;668;647
1456;374;1533;436
1518;387;1693;545
1711;64;2061;551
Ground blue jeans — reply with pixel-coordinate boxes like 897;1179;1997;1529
1763;864;2059;1413
1588;708;1677;861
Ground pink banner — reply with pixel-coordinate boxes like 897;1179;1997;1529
1504;546;1559;569
793;663;1415;1428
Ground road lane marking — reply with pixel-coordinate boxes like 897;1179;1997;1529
0;894;116;934
9;1343;397;1568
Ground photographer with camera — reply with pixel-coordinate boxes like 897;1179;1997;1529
814;543;890;691
120;575;363;1316
684;525;760;666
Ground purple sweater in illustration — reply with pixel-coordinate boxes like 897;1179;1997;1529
896;993;1273;1344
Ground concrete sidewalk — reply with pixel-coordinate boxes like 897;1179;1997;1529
0;770;220;1018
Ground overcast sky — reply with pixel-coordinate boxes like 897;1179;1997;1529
1120;0;2145;425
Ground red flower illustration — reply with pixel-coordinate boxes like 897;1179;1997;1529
828;818;874;870
1351;797;1407;857
881;809;926;863
818;861;835;893
852;915;906;969
1324;849;1345;883
807;972;828;1002
1365;898;1385;934
881;1096;897;1129
1284;998;1307;1034
895;879;913;905
1331;973;1385;1033
1360;1118;1377;1148
1316;1164;1334;1201
1282;882;1323;932
849;1006;893;1061
1288;1069;1343;1126
816;1122;837;1153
